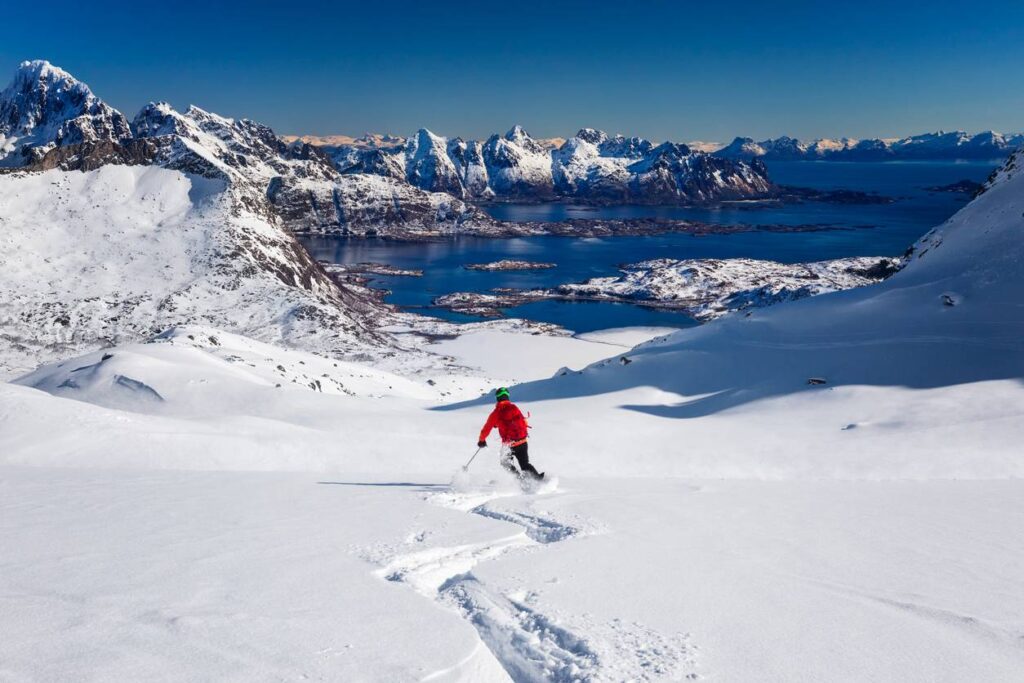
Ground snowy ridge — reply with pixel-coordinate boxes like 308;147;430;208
127;101;492;235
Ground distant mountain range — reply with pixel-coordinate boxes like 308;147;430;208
301;129;1022;165
295;127;1019;203
0;59;779;223
713;131;1023;161
282;132;568;152
2;58;1013;237
325;126;772;203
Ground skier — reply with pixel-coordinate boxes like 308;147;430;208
477;387;544;480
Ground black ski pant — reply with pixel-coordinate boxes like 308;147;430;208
509;442;541;478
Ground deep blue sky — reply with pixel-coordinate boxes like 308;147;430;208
3;0;1022;142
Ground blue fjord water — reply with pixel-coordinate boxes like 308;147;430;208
300;161;997;332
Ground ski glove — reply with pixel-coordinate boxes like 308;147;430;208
477;440;487;448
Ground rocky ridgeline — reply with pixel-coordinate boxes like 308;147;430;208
0;60;780;241
331;125;774;204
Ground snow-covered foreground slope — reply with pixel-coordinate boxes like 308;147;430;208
3;300;1024;682
4;154;1024;679
3;468;1024;681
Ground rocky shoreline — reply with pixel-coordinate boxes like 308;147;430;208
924;179;984;194
320;261;423;277
433;256;902;321
464;260;556;271
294;216;874;241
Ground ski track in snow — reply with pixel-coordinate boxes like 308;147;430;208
373;482;697;682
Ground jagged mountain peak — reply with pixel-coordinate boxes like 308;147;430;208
401;127;463;195
575;128;608;145
0;59;132;166
11;60;82;89
505;124;530;140
599;133;653;159
131;101;189;137
411;127;446;146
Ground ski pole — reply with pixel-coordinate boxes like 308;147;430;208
462;447;482;472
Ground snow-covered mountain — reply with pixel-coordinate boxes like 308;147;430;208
0;60;493;373
0;61;493;237
0;60;132;167
331;125;773;203
128;102;489;236
716;130;1024;161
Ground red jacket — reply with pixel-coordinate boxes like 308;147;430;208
479;400;529;445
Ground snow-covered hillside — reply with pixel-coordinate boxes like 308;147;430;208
0;165;385;376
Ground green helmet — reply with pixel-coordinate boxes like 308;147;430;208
495;387;510;402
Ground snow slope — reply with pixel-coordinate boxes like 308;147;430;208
4;87;1024;683
0;165;381;377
